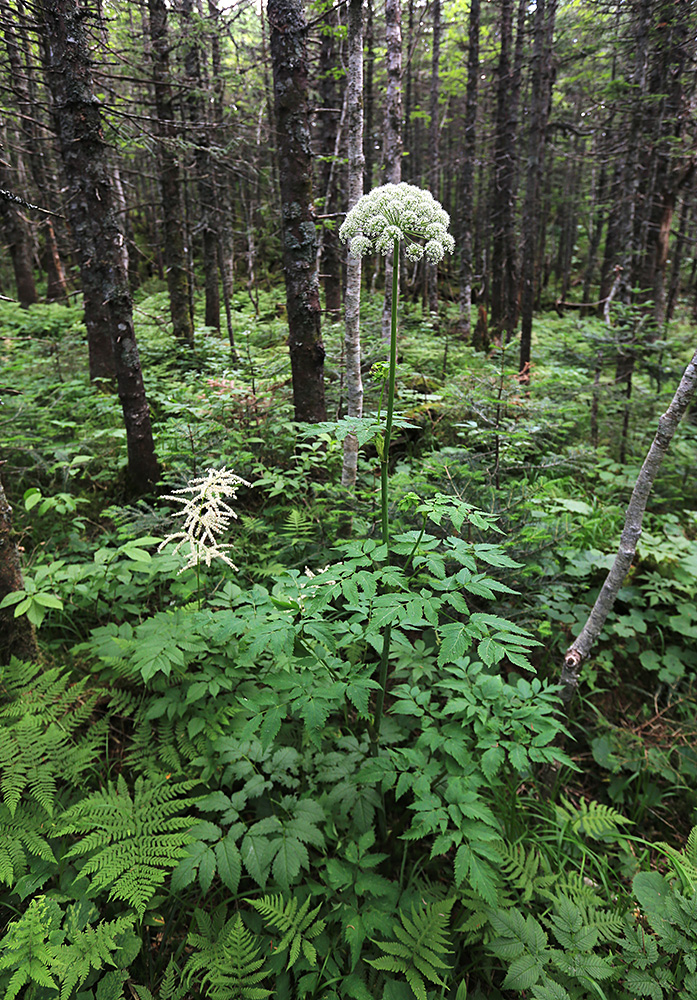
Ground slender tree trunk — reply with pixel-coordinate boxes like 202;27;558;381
364;0;375;194
458;0;479;339
341;0;364;490
0;190;38;307
489;0;515;341
182;0;220;333
2;0;69;305
560;347;697;705
40;0;159;491
268;0;326;422
380;0;402;342
519;0;557;378
316;5;343;315
581;157;607;316
426;0;441;316
149;0;194;346
666;190;693;323
208;0;236;354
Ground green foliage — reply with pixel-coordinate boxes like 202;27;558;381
0;659;104;818
3;296;697;998
248;893;326;969
368;897;455;1000
56;775;198;914
185;908;272;999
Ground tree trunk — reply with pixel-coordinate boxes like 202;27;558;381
181;0;220;334
636;0;695;328
341;0;365;490
426;0;441;316
268;0;326;423
40;0;160;492
666;190;693;323
149;0;194;346
581;156;607;317
0;479;40;665
208;0;237;354
2;0;69;305
380;0;402;342
519;0;557;378
489;0;517;342
316;4;343;316
364;0;375;194
458;0;479;340
0;198;37;307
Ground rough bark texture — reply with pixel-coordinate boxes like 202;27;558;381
458;0;479;339
208;0;236;353
40;0;160;491
2;0;69;304
426;0;441;316
0;480;39;665
341;0;365;489
489;0;518;342
182;0;220;334
559;347;697;706
316;4;343;316
380;0;402;341
149;0;194;346
268;0;326;422
519;0;557;376
0;194;37;306
363;0;375;192
636;0;695;327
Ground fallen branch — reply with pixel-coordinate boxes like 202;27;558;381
559;345;697;706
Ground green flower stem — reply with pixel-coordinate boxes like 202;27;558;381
372;237;400;755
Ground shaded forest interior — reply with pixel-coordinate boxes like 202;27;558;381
2;0;697;998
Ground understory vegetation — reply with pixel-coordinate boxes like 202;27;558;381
2;287;697;999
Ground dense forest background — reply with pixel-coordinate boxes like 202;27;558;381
2;0;697;997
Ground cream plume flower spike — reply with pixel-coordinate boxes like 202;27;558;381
158;467;250;572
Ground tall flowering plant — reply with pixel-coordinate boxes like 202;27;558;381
158;467;250;604
340;183;454;749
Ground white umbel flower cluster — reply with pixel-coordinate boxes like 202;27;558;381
158;466;250;572
339;182;455;264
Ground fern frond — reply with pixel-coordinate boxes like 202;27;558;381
0;716;64;815
492;840;556;901
185;908;271;999
367;897;454;1000
55;911;137;1000
0;894;61;1000
56;774;198;914
0;801;56;887
281;508;314;540
555;797;630;839
655;830;697;891
0;658;46;702
133;959;187;1000
128;714;206;776
0;660;107;816
249;893;326;969
0;661;98;732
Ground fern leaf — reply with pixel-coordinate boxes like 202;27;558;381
56;912;137;1000
249;893;326;970
555;797;630;839
0;801;56;887
368;898;454;1000
185;908;271;999
56;775;198;914
0;895;60;1000
655;825;697;891
132;959;187;1000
